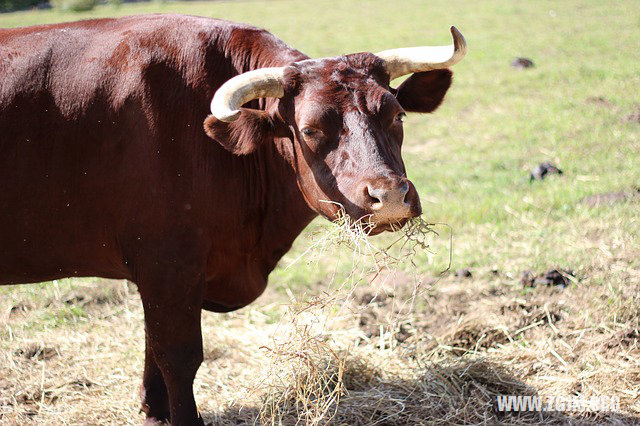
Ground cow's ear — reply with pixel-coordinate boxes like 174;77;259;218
204;109;288;155
394;69;452;113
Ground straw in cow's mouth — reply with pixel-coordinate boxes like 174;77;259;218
286;202;445;274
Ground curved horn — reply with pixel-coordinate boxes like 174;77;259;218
210;67;286;122
375;26;467;81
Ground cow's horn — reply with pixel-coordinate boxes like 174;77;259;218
375;26;467;81
210;67;286;122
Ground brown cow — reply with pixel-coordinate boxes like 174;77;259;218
0;14;465;424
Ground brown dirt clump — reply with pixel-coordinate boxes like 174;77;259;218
604;327;640;350
623;105;640;123
581;188;640;208
586;96;614;107
520;269;577;288
14;344;59;361
511;57;535;69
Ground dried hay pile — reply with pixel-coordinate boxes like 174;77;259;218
209;215;639;425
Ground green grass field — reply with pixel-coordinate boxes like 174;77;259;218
1;0;639;424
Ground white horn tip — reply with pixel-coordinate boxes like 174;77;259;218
210;95;241;122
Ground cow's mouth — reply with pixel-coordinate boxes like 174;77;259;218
367;218;409;236
317;202;410;236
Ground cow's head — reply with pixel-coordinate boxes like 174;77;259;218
205;27;466;234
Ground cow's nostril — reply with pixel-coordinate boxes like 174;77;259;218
365;185;384;208
400;182;410;204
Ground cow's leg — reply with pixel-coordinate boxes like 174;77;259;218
140;335;170;424
137;272;205;426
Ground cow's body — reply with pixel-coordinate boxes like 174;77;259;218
0;14;463;424
0;15;312;310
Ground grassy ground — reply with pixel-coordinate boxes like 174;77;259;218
1;0;639;424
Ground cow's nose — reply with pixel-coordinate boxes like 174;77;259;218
366;181;409;209
360;177;421;222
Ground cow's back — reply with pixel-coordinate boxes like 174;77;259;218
0;15;300;285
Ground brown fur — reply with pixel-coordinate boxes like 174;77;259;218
0;14;453;424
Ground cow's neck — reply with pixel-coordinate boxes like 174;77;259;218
203;43;317;304
201;134;316;309
230;44;317;270
258;140;317;271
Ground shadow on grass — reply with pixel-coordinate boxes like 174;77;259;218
203;358;639;425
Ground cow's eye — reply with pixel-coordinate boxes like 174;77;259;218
395;112;406;123
301;127;318;136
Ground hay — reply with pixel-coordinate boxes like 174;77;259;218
243;214;514;424
232;212;639;425
287;206;444;273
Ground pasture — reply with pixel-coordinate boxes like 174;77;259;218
1;0;639;424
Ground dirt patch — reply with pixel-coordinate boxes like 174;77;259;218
521;269;576;288
9;300;37;317
586;96;614;107
16;387;59;406
48;285;128;308
581;188;640;207
329;358;558;425
429;296;566;356
14;343;59;361
68;379;95;390
500;298;564;325
355;271;571;357
511;57;535;69
605;328;640;350
623;105;640;123
455;268;473;278
446;318;511;354
356;270;425;341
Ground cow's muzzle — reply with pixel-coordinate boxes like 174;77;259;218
357;176;422;228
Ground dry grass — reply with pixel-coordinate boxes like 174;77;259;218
1;214;640;425
0;208;637;426
231;216;638;424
